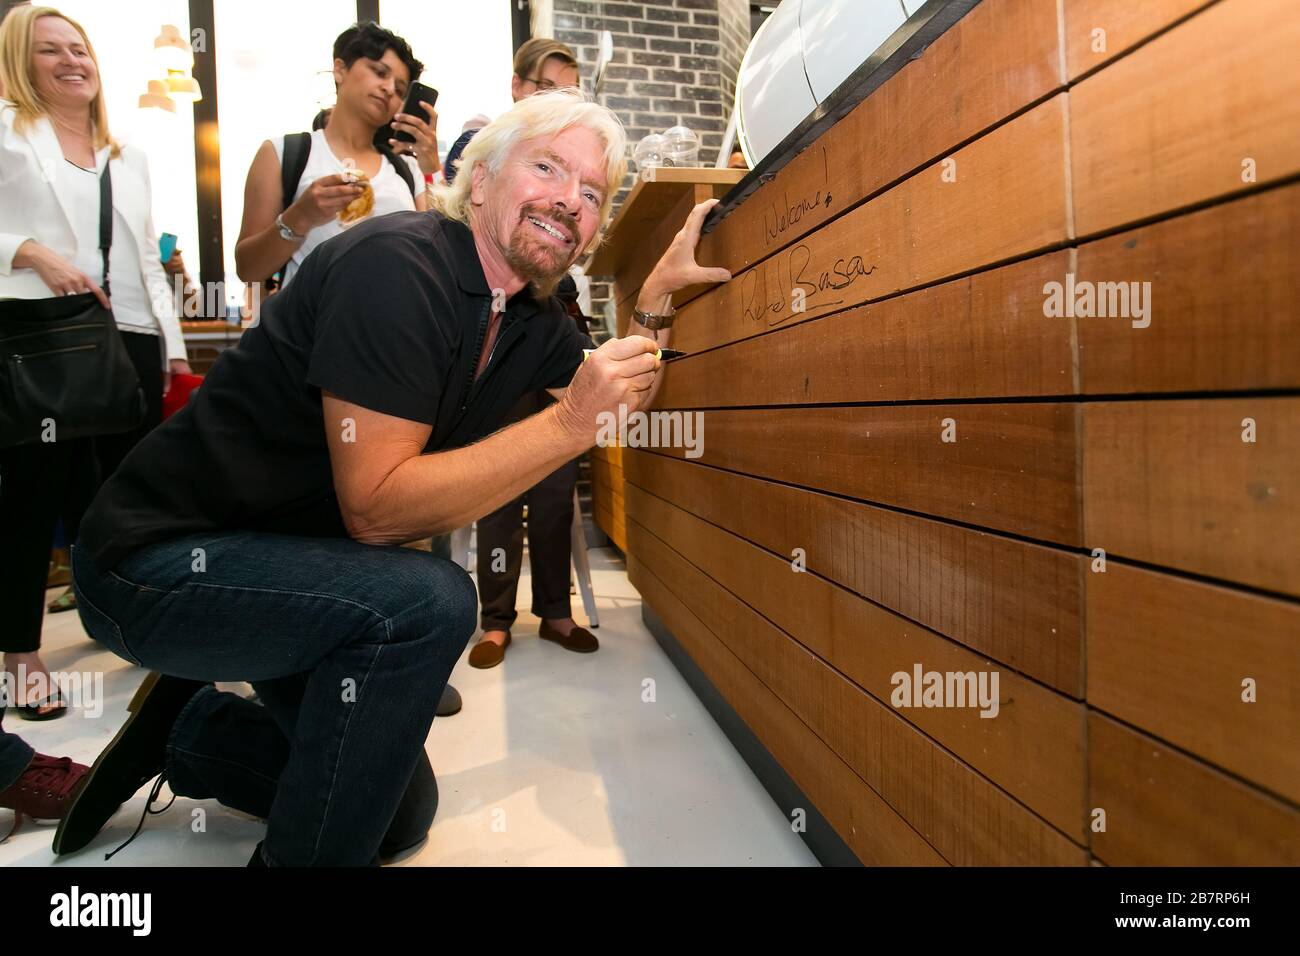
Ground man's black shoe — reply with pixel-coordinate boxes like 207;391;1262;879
436;683;461;717
52;672;207;856
378;753;438;863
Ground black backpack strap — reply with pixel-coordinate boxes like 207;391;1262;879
377;143;417;196
280;132;312;210
267;132;313;287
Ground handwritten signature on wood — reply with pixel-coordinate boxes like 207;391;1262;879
740;242;878;327
762;146;834;245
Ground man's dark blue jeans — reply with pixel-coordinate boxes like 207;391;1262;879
71;531;477;865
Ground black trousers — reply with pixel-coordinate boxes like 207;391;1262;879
0;329;163;654
475;394;580;631
0;437;98;653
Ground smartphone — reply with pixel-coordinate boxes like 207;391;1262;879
159;232;178;263
393;82;439;144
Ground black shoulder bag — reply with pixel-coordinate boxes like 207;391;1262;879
0;163;146;448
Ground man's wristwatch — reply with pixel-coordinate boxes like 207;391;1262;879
633;305;676;330
275;213;304;242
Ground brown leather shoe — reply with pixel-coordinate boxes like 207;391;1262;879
539;620;599;653
468;632;510;669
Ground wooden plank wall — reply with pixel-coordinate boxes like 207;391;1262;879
590;173;740;551
597;0;1300;865
589;442;627;552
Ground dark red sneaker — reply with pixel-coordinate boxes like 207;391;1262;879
0;753;90;823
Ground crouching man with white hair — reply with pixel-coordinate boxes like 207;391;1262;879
60;89;731;866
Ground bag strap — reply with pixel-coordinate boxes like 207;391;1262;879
268;132;313;286
377;143;417;196
281;131;312;211
99;162;113;300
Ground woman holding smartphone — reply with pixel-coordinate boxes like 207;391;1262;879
0;5;189;717
235;21;439;290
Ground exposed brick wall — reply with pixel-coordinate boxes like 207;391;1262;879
544;1;751;332
717;0;748;110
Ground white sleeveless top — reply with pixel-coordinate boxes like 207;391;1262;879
273;129;420;286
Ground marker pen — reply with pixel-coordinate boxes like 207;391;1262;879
582;347;688;362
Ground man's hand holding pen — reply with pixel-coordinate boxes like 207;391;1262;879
556;199;728;442
556;336;662;437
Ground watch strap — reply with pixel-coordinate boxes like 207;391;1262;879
634;306;675;330
276;213;303;241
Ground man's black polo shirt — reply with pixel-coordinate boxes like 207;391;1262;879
78;211;593;572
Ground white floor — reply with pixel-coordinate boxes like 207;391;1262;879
1;545;816;867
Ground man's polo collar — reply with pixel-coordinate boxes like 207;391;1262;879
443;215;491;297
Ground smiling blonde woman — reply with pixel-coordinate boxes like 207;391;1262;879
0;5;189;720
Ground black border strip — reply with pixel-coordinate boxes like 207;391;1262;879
189;0;223;313
511;0;532;54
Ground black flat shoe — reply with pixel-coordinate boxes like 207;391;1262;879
436;683;461;717
10;692;68;721
52;671;207;856
378;753;438;863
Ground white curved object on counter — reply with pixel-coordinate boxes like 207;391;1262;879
736;0;914;166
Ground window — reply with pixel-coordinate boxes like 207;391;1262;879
55;0;199;285
377;0;515;161
212;1;515;310
214;0;356;310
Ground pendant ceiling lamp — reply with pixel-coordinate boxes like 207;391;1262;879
138;79;176;113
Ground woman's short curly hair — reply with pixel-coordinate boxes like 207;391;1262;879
333;21;423;84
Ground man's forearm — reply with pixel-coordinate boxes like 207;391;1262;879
628;280;671;407
353;403;591;545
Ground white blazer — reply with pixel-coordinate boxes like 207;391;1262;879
0;99;185;364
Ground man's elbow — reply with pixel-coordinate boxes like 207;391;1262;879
341;496;450;547
339;499;400;546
